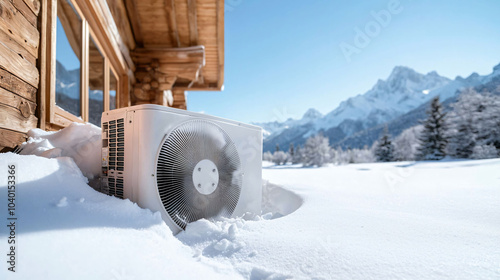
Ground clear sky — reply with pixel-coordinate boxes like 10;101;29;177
187;0;500;123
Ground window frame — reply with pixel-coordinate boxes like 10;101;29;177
106;60;120;111
41;0;128;129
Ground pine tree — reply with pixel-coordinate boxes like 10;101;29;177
446;89;500;159
417;97;448;160
275;144;280;152
453;122;475;158
292;146;302;164
289;143;294;159
374;127;395;162
447;89;479;158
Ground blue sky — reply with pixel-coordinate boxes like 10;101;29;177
187;0;500;123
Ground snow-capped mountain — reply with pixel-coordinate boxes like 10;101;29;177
56;60;104;101
56;60;80;100
260;63;500;152
255;108;323;138
316;67;450;131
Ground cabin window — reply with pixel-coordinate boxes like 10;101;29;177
88;35;105;126
109;68;117;110
55;0;82;118
43;0;128;129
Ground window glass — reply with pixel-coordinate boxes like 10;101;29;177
88;36;104;126
110;69;117;110
55;0;82;117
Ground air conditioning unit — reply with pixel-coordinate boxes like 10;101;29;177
100;105;262;234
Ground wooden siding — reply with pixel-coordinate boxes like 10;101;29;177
0;0;39;150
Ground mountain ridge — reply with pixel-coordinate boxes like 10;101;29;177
259;63;500;152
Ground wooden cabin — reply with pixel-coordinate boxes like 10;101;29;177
0;0;224;151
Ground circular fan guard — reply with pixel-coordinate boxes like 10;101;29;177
156;119;242;230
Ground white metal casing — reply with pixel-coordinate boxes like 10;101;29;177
101;105;262;234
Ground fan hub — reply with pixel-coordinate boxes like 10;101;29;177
192;159;219;195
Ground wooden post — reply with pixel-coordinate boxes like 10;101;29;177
104;58;110;111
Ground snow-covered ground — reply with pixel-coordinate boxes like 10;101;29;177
1;149;499;279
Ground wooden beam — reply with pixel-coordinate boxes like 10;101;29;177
157;62;201;81
158;76;176;90
11;0;37;27
46;0;56;124
171;87;186;109
172;81;220;91
81;20;89;122
155;89;171;106
119;73;130;108
164;0;180;47
0;42;39;87
79;0;135;74
0;0;39;57
131;45;205;64
22;0;39;16
0;27;36;65
44;122;64;131
0;103;37;133
187;0;198;46
37;0;45;129
123;0;143;47
39;0;54;129
104;58;110;110
54;107;81;127
0;67;37;101
0;86;36;117
0;128;26;148
106;0;136;50
216;0;224;89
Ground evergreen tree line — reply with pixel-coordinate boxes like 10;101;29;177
374;90;500;162
263;89;500;166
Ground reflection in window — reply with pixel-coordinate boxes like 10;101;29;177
55;0;82;117
89;36;104;126
110;69;117;110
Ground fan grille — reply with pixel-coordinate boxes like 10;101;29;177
156;119;242;230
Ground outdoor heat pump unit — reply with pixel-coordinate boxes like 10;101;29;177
100;105;262;234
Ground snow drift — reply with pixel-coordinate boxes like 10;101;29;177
0;153;241;279
19;123;102;179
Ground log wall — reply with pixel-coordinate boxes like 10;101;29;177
0;0;40;151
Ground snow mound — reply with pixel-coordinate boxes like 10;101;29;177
20;123;102;179
0;153;241;279
262;181;303;219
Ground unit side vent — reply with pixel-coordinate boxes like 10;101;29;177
102;118;125;198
